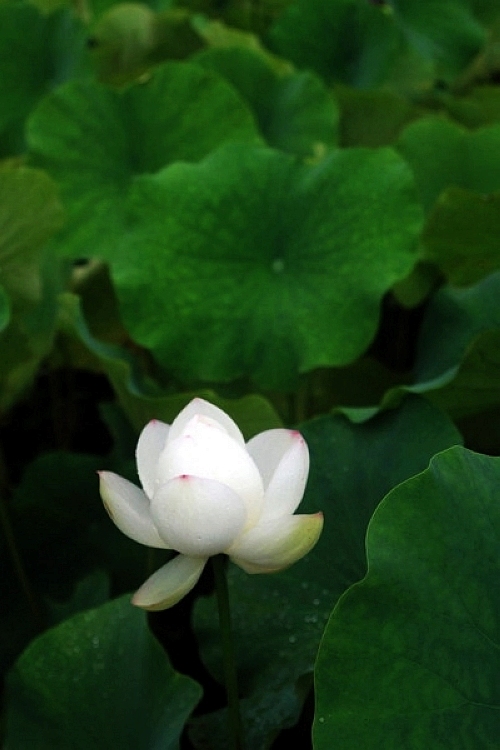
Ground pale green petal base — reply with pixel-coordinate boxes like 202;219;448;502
132;554;208;611
229;512;324;574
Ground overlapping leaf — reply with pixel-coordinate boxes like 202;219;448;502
9;451;149;600
194;45;339;156
412;271;500;415
442;86;500;129
59;292;283;436
27;60;261;259
335;87;419;147
397;118;500;284
267;0;402;88
372;272;500;418
389;0;484;74
422;187;500;285
0;2;87;153
0;165;64;411
397;117;500;211
314;446;500;749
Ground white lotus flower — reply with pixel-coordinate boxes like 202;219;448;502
99;398;323;610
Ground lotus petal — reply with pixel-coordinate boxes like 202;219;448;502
168;397;245;445
132;554;207;610
229;512;324;573
247;429;309;521
136;419;169;498
98;471;168;548
158;417;264;525
152;475;247;556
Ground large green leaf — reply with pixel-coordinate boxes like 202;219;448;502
191;396;461;749
0;165;63;302
116;142;422;389
267;0;402;88
9;450;148;600
0;165;64;411
374;272;500;418
5;595;202;749
335;86;419;147
46;570;111;626
0;442;169;674
389;0;484;75
422;187;500;285
422;329;500;418
442;86;500;130
0;3;87;150
469;0;500;24
410;271;500;417
0;282;11;332
314;446;500;749
27;60;261;259
397;117;500;211
415;271;500;382
194;45;339;156
0;2;49;133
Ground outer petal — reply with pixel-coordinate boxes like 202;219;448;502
132;555;207;611
158;417;264;527
168;397;245;446
246;429;309;522
136;419;169;499
98;471;169;549
228;512;323;574
151;475;247;556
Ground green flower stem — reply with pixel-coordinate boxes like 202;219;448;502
212;555;244;750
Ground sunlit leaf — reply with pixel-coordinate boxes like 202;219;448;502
116;142;422;388
27;60;261;259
